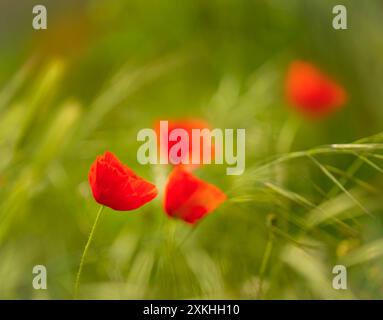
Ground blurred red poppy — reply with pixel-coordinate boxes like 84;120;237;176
154;119;214;169
285;60;347;118
89;151;158;210
164;167;226;224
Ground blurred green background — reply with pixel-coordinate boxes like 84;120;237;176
1;0;383;299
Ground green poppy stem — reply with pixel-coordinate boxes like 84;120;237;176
74;205;104;299
258;231;274;299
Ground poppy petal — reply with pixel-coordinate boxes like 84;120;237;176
155;119;214;169
164;168;226;224
285;60;347;118
88;151;158;211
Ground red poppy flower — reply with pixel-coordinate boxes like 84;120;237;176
154;119;214;169
89;151;158;210
164;167;226;224
285;60;347;118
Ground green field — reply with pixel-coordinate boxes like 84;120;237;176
1;0;383;299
